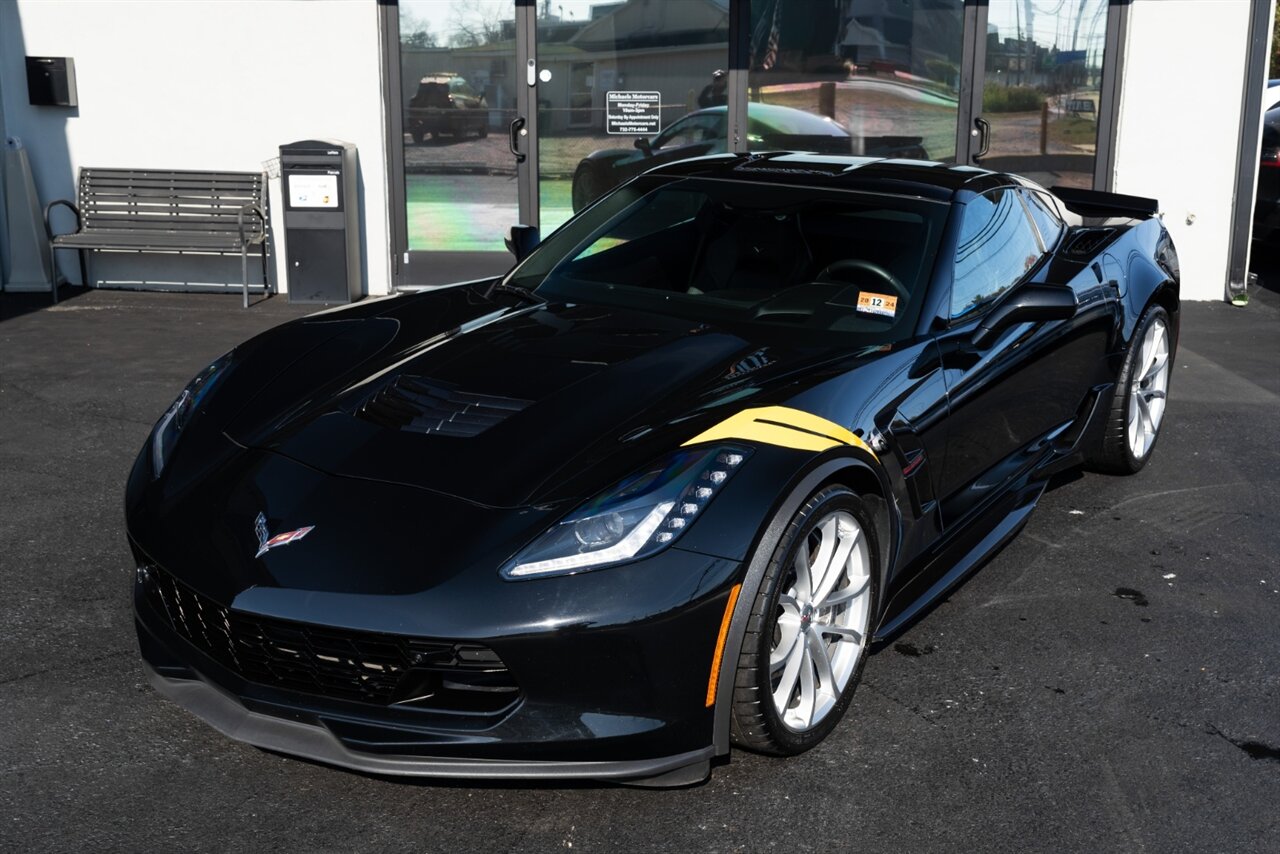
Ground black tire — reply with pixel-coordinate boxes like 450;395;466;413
729;484;880;756
1085;304;1172;475
477;122;489;138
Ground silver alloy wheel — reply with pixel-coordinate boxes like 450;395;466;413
1128;317;1170;459
770;509;872;732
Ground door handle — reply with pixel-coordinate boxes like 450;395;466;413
973;117;991;161
509;117;526;162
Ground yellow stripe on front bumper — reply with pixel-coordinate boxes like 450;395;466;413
682;405;876;460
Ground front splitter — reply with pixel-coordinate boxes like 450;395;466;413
143;662;714;787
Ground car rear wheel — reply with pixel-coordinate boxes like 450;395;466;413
730;485;878;755
1086;304;1172;474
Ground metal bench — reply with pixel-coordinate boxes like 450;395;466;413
44;168;269;308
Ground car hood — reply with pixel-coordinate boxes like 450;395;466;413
224;286;846;509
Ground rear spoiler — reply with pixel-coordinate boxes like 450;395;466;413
1049;186;1159;220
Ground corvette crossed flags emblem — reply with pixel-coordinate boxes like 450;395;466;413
254;512;315;559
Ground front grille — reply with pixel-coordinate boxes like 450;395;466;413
142;566;518;714
356;375;530;437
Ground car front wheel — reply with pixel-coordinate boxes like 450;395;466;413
730;484;879;755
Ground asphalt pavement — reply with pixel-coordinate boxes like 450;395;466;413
1;280;1277;853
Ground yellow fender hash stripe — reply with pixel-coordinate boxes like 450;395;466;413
682;405;877;461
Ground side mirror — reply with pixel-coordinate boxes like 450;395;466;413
634;136;653;155
504;224;540;262
970;284;1077;350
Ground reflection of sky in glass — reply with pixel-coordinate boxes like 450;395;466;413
987;0;1108;62
401;0;602;40
952;190;1040;318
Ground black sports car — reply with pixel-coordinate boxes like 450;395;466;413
571;103;927;212
127;153;1179;786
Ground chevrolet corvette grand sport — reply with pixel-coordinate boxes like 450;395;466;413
127;153;1179;786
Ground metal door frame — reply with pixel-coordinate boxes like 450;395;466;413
380;0;1131;288
959;0;1126;187
381;0;539;289
955;0;987;166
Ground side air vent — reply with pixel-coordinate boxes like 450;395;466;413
357;375;531;437
1063;227;1117;257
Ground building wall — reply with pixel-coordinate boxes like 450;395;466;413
0;0;392;296
1111;0;1256;302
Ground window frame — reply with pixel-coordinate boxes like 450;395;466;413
947;186;1050;324
1019;189;1066;253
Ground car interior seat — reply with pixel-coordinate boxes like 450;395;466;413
687;210;811;300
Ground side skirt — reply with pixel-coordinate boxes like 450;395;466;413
873;476;1046;643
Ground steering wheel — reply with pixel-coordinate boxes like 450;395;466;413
815;259;909;302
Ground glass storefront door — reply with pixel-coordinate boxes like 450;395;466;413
746;0;966;164
533;1;731;232
389;1;1118;287
395;0;730;283
971;0;1111;188
396;0;535;284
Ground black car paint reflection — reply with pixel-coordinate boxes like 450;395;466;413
126;153;1179;785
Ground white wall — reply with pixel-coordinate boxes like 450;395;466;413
1111;0;1257;301
0;0;392;296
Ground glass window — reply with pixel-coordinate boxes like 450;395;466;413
510;178;950;345
1023;190;1064;249
747;0;965;162
398;1;516;254
654;115;724;151
980;0;1110;189
539;1;731;229
951;188;1042;320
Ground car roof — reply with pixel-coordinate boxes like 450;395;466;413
645;152;1010;201
685;103;845;121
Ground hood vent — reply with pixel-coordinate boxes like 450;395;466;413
357;375;530;438
1063;227;1117;256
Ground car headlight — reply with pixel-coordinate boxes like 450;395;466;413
151;351;233;478
502;445;751;580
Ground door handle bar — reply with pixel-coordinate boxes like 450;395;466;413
974;117;991;160
509;117;527;162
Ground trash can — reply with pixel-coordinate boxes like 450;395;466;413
279;139;359;303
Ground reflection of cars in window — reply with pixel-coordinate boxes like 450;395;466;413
951;188;1044;319
571;103;929;211
130;153;1180;787
406;73;489;144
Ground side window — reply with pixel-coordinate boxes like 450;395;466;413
654;116;716;150
1023;190;1065;249
951;188;1043;320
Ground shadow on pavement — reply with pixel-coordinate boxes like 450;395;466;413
0;284;92;323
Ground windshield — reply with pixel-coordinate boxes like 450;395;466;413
448;77;476;96
507;177;948;342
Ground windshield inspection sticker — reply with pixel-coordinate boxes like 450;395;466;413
856;292;898;317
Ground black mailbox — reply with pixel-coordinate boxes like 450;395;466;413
279;139;360;304
26;57;77;107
